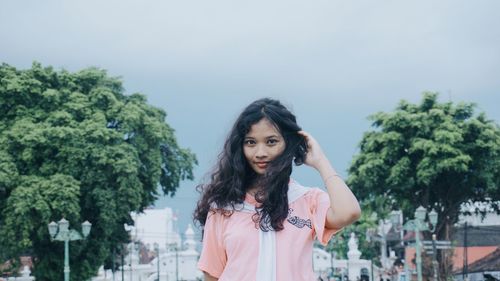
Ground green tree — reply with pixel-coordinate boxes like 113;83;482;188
0;62;197;280
348;92;500;275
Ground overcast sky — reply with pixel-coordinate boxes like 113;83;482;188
2;0;499;235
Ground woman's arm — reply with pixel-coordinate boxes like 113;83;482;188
204;272;218;281
298;131;361;230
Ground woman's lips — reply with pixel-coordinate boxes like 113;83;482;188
255;162;268;168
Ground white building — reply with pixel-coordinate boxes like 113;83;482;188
131;208;181;251
149;224;201;281
93;207;202;281
457;201;500;226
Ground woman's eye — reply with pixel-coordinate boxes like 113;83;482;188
244;140;256;145
267;139;279;145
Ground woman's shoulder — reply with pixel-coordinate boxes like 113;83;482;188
204;208;235;227
289;179;326;202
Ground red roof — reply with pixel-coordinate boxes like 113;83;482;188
452;246;498;271
468;247;500;272
404;246;498;271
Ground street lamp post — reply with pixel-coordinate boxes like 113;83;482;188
167;242;179;281
391;206;437;281
48;218;92;281
121;248;125;281
330;249;335;279
366;218;393;277
154;243;160;281
432;234;439;281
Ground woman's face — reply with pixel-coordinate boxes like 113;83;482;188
243;118;286;175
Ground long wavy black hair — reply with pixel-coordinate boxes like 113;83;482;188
193;98;307;232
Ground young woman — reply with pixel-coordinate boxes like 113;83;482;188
194;98;361;281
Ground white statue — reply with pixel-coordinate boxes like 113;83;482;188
347;232;361;260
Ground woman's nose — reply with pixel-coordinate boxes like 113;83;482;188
255;145;268;158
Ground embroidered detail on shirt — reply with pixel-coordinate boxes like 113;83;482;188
287;208;312;229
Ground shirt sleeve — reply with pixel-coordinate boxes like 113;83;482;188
310;188;343;246
197;210;227;278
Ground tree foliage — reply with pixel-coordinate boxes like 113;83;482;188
348;93;500;278
0;62;197;280
348;92;500;238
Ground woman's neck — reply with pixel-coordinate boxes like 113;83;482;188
246;187;260;196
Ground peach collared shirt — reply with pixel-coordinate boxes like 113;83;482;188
198;186;340;281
